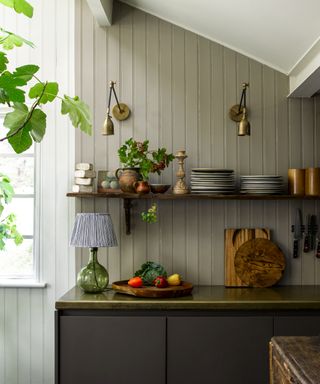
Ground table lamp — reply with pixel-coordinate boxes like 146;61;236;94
70;213;118;293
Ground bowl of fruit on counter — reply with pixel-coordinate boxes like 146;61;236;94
112;262;193;298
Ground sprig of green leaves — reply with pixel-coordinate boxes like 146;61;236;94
141;203;158;223
0;28;34;50
0;0;33;18
0;174;23;250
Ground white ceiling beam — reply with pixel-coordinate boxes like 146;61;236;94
288;38;320;97
86;0;113;27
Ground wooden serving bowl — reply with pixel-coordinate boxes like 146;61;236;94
150;184;171;193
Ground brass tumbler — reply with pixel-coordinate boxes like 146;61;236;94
288;169;305;196
305;168;320;196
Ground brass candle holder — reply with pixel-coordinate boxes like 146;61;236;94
173;150;189;194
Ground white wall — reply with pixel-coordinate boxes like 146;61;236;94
0;1;76;383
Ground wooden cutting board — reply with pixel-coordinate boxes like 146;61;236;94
235;238;286;287
112;280;193;298
225;228;270;287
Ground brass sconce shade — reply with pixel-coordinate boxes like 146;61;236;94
101;81;131;136
229;82;250;136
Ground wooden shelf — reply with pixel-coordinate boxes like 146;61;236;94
66;192;320;200
67;192;320;234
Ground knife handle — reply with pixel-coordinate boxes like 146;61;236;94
316;241;320;259
304;235;310;253
293;239;299;258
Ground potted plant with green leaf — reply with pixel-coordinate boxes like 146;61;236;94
117;138;174;194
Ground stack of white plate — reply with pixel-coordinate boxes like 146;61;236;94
240;175;284;194
190;168;236;194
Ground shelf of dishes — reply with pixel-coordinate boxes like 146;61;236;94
66;192;320;200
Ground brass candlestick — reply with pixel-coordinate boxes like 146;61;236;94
173;150;189;194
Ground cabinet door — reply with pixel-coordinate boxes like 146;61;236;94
274;316;320;336
167;316;273;384
59;316;166;384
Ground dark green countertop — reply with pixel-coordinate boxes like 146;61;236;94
55;285;320;311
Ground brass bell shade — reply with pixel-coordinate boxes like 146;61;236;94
238;107;250;136
102;113;114;136
101;81;130;136
229;83;250;136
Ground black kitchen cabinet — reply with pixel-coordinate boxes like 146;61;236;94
56;286;320;384
167;316;273;384
58;316;166;384
274;315;320;336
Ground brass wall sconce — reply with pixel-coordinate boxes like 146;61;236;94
229;82;250;136
102;81;130;136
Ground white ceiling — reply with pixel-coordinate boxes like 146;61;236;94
119;0;320;75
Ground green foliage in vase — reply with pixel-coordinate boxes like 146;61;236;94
0;0;92;250
118;138;174;181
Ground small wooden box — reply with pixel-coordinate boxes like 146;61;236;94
270;336;320;384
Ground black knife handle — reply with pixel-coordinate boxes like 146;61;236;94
304;235;310;253
316;241;320;259
293;239;299;258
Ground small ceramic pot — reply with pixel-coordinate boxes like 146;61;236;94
115;168;141;193
133;180;150;194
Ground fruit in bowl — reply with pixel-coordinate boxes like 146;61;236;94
150;184;170;194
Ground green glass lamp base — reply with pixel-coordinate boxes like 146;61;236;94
77;247;109;293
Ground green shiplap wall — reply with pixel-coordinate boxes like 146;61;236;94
76;0;320;287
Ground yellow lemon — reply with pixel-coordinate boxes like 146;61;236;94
167;273;181;286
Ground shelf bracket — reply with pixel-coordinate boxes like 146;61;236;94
123;198;132;235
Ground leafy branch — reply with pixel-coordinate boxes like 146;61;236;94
0;0;93;250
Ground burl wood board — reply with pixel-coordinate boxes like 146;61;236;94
112;280;193;298
225;228;270;287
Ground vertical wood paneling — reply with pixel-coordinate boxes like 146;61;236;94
119;2;134;278
5;289;18;384
146;14;160;265
0;1;76;383
185;31;198;283
275;73;290;284
171;26;186;276
133;9;147;272
0;290;4;384
159;20;173;274
75;3;320;290
211;43;225;285
93;5;108;274
315;97;320;284
79;0;95;272
17;290;31;384
198;38;212;285
248;62;264;228
302;99;316;284
106;4;121;282
237;54;250;230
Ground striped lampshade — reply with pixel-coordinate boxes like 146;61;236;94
70;213;118;248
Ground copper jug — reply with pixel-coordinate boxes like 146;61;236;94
133;180;150;195
115;168;141;193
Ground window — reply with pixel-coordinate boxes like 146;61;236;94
0;108;37;280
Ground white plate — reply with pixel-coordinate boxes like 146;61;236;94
240;185;283;189
191;191;236;194
192;168;234;173
240;175;282;178
191;176;235;179
241;181;283;184
240;191;283;195
191;187;235;191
